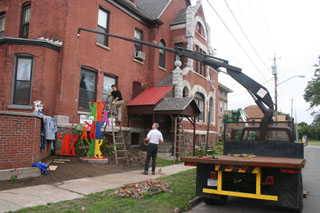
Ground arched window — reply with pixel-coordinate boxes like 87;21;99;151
183;87;189;97
159;39;166;68
195;92;205;122
197;22;203;36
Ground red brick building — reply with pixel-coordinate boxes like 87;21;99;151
0;0;221;153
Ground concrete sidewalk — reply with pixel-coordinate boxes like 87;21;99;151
0;164;193;213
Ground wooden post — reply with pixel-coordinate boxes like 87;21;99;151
205;110;210;155
193;117;196;156
174;116;177;162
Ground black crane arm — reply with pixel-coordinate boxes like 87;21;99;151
77;28;274;123
177;48;274;122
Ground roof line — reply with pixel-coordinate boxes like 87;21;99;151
182;97;194;110
0;37;62;51
157;0;172;19
170;21;186;26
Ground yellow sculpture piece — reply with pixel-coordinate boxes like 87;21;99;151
95;139;103;159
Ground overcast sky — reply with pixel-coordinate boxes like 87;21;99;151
191;0;320;124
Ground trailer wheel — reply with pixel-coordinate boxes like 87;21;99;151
203;195;228;205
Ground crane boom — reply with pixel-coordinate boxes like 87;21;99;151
77;27;274;124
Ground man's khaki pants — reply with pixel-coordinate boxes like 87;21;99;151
110;100;124;121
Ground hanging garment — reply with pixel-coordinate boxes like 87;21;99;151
43;115;58;140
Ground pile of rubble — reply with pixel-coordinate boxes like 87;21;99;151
113;179;170;199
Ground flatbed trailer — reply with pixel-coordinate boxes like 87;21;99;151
181;155;306;212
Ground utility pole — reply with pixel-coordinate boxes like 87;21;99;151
295;110;299;142
271;54;279;123
291;98;293;120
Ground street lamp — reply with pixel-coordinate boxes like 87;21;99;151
278;75;305;86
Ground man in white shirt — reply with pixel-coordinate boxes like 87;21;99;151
143;123;164;175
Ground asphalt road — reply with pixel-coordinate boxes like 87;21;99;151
187;146;320;213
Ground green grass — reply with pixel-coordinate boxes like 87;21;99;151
213;141;224;155
183;141;224;157
307;139;320;146
14;169;196;213
157;158;181;167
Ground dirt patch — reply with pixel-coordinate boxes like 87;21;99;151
0;150;146;191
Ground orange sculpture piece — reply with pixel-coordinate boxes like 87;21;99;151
57;133;80;156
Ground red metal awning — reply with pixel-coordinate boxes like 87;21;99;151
127;85;173;106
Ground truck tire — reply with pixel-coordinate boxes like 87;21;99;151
293;174;303;213
274;172;303;212
203;195;228;205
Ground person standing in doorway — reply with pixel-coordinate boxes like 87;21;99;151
143;123;164;175
107;85;124;122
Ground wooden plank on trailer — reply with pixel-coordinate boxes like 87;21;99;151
181;156;306;169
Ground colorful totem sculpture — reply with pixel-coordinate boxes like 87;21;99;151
81;102;109;159
58;102;109;158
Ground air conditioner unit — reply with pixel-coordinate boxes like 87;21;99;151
134;51;145;60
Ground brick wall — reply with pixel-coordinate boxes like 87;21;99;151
0;111;51;170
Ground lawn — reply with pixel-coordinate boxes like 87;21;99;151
156;157;181;167
307;139;320;146
15;169;197;213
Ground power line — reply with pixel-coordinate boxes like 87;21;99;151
223;0;271;73
256;1;278;53
229;78;273;97
247;0;274;53
205;0;271;85
254;1;290;81
233;0;272;58
210;32;244;68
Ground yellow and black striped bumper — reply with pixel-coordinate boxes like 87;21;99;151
202;164;278;201
215;165;260;174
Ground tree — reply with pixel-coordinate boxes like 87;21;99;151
298;122;308;127
311;114;320;126
304;55;320;123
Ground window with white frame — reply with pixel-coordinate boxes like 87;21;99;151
197;22;203;36
200;135;205;146
13;55;33;105
195;92;205;122
134;29;142;52
97;7;109;46
103;74;116;102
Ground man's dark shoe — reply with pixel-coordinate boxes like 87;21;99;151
152;171;155;175
142;171;148;175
